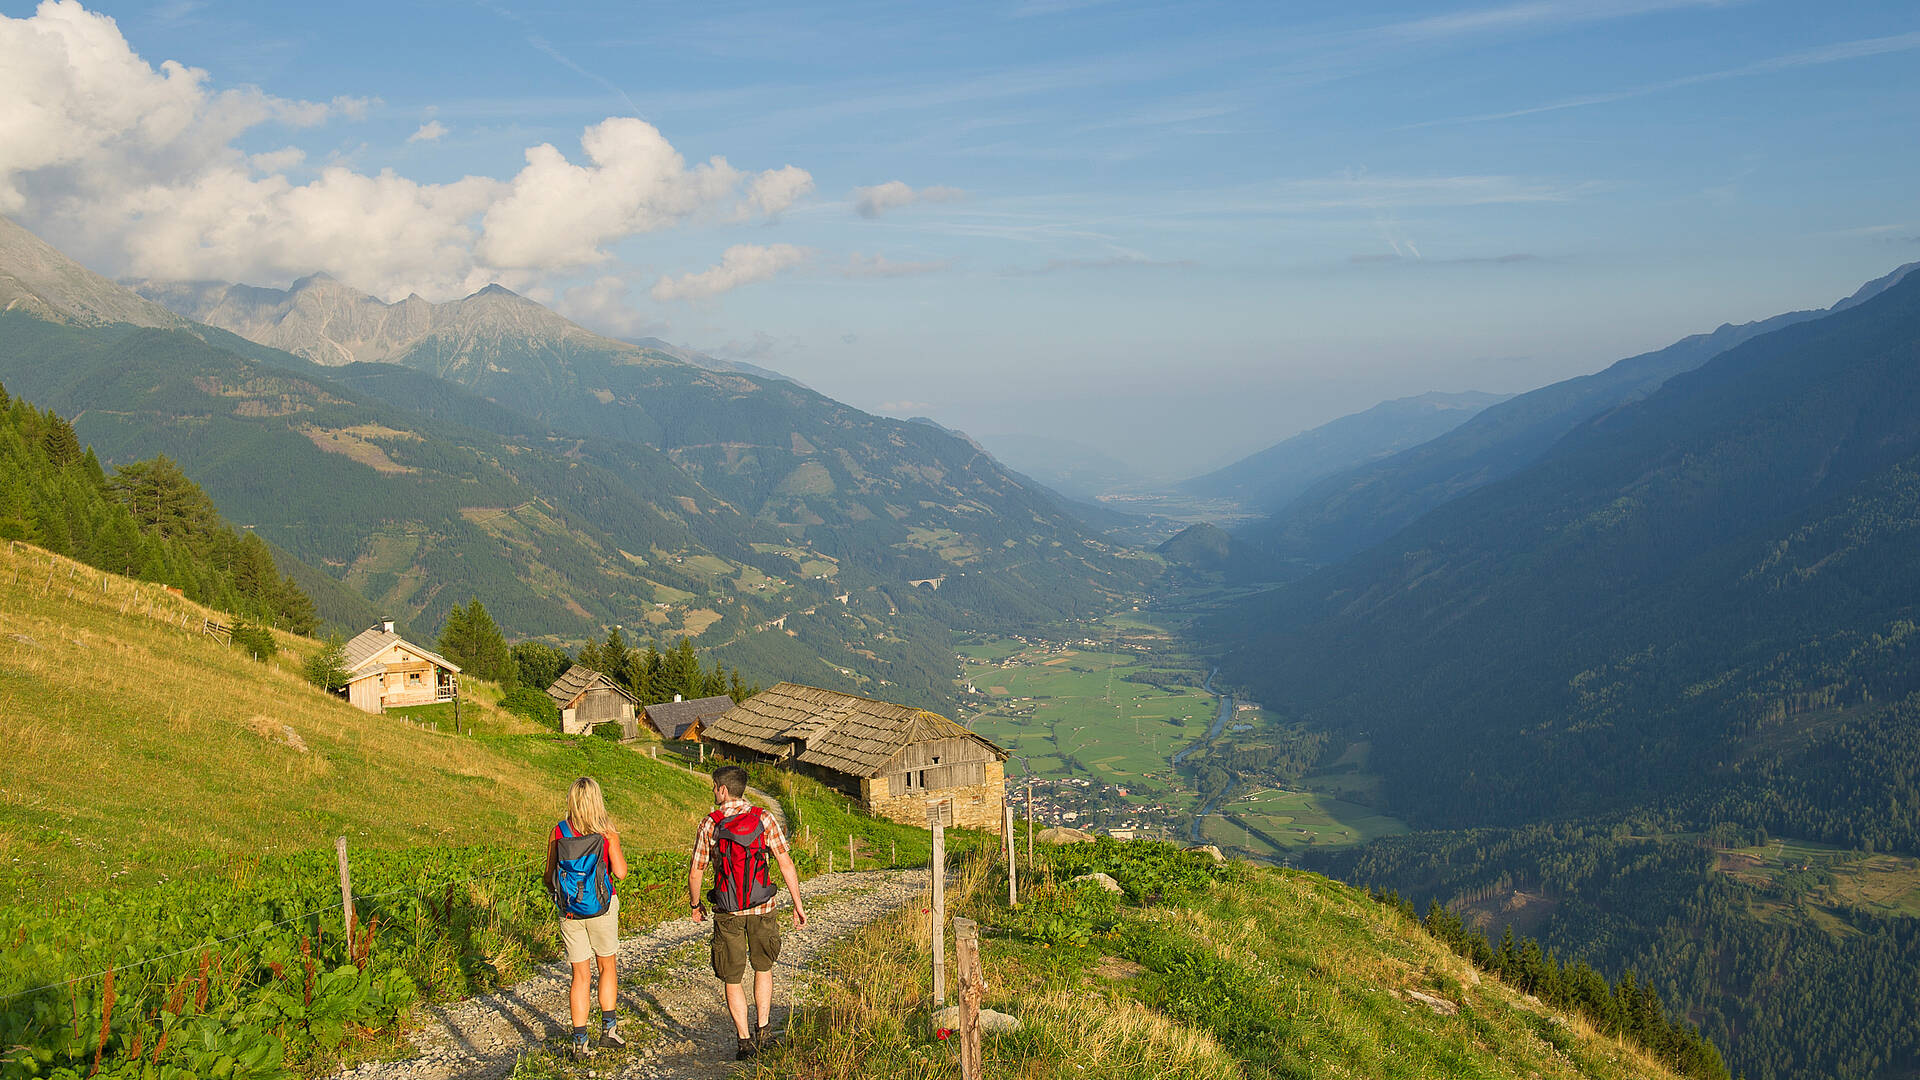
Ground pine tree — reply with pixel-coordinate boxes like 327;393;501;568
599;627;632;686
439;599;513;684
40;411;82;467
666;636;701;698
275;575;318;635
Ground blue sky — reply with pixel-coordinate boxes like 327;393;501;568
3;0;1916;476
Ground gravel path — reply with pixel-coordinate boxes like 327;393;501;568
338;796;926;1080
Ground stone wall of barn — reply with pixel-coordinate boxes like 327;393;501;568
861;760;1005;830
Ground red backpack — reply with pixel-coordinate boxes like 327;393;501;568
707;807;778;913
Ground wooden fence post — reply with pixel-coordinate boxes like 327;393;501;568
335;837;355;938
847;834;855;870
1004;801;1018;906
954;916;985;1080
930;800;947;1008
891;839;897;865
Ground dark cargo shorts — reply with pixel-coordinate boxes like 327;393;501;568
710;910;781;984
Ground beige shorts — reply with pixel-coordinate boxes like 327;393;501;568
559;893;620;963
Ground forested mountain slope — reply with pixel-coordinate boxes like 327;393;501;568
1210;267;1920;1080
1182;389;1507;514
1216;265;1920;832
0;382;314;631
1246;262;1920;563
136;269;1125;595
0;315;754;637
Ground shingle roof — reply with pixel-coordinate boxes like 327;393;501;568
701;682;1007;779
547;665;637;710
643;695;734;739
343;625;461;678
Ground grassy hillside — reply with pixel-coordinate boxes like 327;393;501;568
0;540;968;1076
0;540;715;894
754;840;1709;1080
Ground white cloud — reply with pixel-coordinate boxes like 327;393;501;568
851;180;967;218
559;275;670;338
0;1;812;299
743;165;814;219
408;119;449;142
651;243;808;301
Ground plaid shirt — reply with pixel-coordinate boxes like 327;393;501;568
690;798;790;917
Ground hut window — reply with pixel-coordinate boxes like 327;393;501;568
408;671;422;684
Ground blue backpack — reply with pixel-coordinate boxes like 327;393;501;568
548;820;613;919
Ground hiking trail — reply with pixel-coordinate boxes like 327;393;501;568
338;787;928;1080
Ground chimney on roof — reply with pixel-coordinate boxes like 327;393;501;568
674;693;682;702
381;619;395;634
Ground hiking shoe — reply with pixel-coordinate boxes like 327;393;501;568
600;1026;626;1049
736;1035;759;1060
570;1039;597;1061
755;1025;775;1049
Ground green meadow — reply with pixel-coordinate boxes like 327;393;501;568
1207;787;1409;854
959;629;1216;803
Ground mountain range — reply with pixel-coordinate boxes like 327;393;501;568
1242;264;1920;564
0;216;1140;707
1180;389;1509;514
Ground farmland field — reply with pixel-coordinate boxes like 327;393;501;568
1207;787;1409;856
958;623;1216;804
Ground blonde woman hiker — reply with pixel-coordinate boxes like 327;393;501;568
546;776;629;1059
688;764;808;1060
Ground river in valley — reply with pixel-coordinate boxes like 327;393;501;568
1174;668;1236;840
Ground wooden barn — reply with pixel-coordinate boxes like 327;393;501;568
547;665;640;739
642;694;733;742
342;620;461;714
700;683;1009;829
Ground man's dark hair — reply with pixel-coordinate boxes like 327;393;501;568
712;765;749;798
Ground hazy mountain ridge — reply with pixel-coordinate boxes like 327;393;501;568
134;262;1129;604
1182;389;1509;513
0;217;187;330
1245;262;1920;563
132;274;656;370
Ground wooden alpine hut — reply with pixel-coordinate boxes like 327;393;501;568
547;665;640;739
642;694;733;742
341;620;461;714
700;683;1009;829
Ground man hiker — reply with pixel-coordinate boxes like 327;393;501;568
689;764;808;1060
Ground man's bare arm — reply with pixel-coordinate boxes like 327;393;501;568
774;850;807;928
